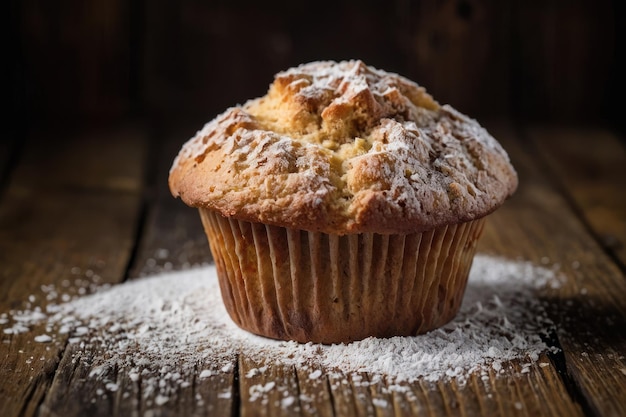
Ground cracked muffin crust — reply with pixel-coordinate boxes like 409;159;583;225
169;60;517;235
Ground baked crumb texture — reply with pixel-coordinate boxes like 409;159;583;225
169;60;517;234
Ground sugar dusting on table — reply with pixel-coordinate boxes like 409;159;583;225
1;255;563;409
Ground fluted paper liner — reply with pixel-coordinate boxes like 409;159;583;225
199;209;485;344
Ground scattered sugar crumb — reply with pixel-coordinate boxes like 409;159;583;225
1;255;566;396
249;382;276;402
281;396;296;408
246;368;263;378
155;395;169;406
199;369;213;379
373;398;389;408
34;334;52;343
217;390;232;399
309;370;322;380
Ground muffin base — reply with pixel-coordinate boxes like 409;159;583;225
199;209;485;344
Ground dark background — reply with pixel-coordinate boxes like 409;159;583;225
6;0;625;137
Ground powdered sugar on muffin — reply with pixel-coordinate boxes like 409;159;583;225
169;60;517;235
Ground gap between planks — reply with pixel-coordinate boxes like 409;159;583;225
0;124;149;417
525;126;626;272
485;123;626;417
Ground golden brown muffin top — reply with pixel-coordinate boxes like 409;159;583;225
169;60;517;234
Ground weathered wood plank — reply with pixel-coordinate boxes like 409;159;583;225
528;126;626;269
39;340;237;417
295;366;333;417
193;360;237;417
38;345;120;417
129;125;211;279
9;124;145;193
39;124;233;417
480;124;626;417
363;375;394;417
239;356;302;417
29;124;232;417
368;354;582;417
327;371;360;416
0;125;146;417
128;192;210;278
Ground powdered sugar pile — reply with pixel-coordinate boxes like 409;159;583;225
2;255;563;406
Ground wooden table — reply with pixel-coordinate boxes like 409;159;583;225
1;121;625;416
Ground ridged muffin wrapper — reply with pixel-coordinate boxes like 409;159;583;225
199;208;486;344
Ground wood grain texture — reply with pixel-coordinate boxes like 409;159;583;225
295;366;333;417
239;357;301;417
9;124;146;193
527;126;626;269
193;360;237;417
21;125;232;417
39;342;237;417
2;122;625;416
129;126;211;279
326;371;361;416
481;124;626;417
0;125;147;417
352;356;581;417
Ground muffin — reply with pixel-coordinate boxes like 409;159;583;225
169;60;517;344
